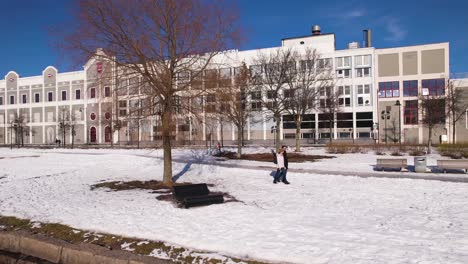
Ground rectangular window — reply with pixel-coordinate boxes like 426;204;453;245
318;58;332;68
119;109;127;116
75;90;81;100
61;91;67;101
35;93;40;103
22;94;27;104
267;90;276;99
378;81;399;98
48;92;53;102
356;84;371;106
90;87;96;98
335;57;351;68
354;55;371;67
356;68;370;77
119;100;127;108
422;78;445;96
403;80;418;97
251;101;262;111
250;91;262;100
284;89;295;98
104;86;111;97
0;96;3;105
10;95;15;104
404;100;418;124
336;69;351;78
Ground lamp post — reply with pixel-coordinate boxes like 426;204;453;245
271;125;276;148
395;100;402;148
380;110;390;144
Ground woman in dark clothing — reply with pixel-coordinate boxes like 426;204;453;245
279;145;290;184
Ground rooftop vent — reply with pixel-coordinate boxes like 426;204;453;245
348;42;360;49
312;25;321;35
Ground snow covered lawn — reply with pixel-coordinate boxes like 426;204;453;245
1;147;468;263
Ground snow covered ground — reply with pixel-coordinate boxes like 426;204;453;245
1;147;468;263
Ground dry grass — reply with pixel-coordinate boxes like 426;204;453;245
0;215;266;263
219;151;334;163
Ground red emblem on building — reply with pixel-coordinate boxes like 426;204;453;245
97;62;103;74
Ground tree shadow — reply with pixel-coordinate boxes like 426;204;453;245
172;162;193;183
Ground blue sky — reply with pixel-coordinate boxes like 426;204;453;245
0;0;467;78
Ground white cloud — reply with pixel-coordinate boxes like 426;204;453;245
344;9;366;19
383;16;407;42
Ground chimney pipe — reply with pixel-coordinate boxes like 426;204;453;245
363;29;372;47
312;25;321;35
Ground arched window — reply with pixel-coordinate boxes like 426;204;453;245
105;112;111;120
90;127;97;143
104;126;111;143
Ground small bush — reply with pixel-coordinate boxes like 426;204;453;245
438;143;468;158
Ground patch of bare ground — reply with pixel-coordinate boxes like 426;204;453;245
218;151;334;163
0;215;265;263
90;180;241;204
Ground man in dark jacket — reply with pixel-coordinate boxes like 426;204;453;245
279;145;290;184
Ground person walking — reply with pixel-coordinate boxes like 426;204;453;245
273;149;286;184
279;145;290;184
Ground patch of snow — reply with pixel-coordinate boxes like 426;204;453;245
31;222;42;229
0;148;467;263
121;242;135;252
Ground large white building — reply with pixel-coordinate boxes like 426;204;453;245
1;26;466;146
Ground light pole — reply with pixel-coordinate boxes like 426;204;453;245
271;125;276;149
381;110;390;144
395;100;402;148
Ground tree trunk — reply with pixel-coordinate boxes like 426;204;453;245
63;130;66;148
162;111;173;186
275;115;281;151
237;125;242;159
221;121;224;148
452;113;456;144
295;115;301;152
137;121;140;149
427;127;432;154
329;120;333;143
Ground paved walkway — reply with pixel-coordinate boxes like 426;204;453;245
45;152;468;184
139;155;468;184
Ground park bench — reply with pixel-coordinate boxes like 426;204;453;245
437;160;468;173
172;183;224;208
376;158;408;171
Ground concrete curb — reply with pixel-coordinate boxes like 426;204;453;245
0;231;172;264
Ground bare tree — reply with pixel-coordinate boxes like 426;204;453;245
211;63;256;157
58;107;71;147
11;112;29;147
318;87;341;143
251;48;296;151
420;95;445;153
284;48;333;151
59;0;240;186
446;80;468;143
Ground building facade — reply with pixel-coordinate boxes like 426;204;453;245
0;26;465;146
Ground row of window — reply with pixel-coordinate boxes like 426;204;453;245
0;87;113;105
336;67;371;78
378;78;445;98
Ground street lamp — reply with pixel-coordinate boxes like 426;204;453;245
395;100;402;148
380;109;390;144
271;125;277;148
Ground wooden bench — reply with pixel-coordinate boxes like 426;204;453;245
437;160;468;173
376;158;408;171
172;183;224;208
